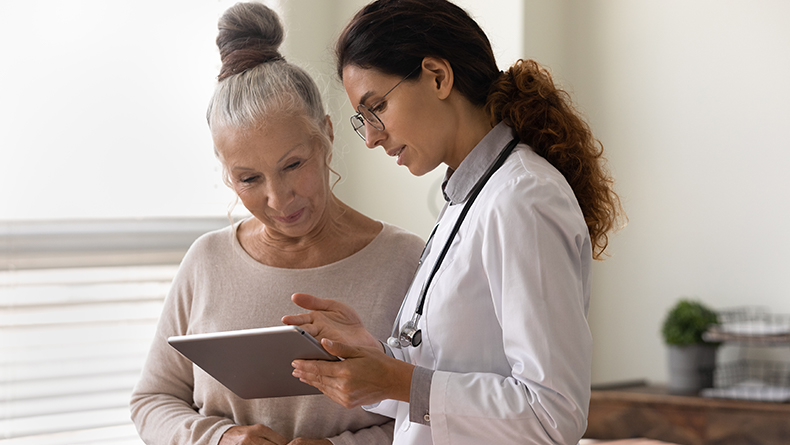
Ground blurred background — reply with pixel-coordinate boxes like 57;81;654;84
1;0;789;443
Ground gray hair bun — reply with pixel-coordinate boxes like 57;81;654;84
216;2;285;81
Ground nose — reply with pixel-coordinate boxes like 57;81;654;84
265;178;294;212
364;124;386;149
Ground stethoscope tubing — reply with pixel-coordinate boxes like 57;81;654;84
388;137;520;349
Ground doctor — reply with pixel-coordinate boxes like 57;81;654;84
284;0;623;443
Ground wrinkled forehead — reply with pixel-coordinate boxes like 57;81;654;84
212;113;331;164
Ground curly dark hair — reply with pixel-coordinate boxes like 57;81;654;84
337;0;623;258
487;60;623;258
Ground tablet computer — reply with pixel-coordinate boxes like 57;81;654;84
168;325;339;399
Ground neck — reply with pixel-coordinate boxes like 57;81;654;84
444;101;494;170
243;195;351;268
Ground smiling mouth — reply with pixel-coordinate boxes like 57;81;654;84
387;146;405;160
274;209;304;224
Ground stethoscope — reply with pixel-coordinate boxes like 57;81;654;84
387;137;520;349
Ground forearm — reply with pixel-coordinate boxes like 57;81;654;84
131;392;234;445
131;331;234;444
387;356;414;403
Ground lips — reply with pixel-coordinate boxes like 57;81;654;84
273;208;304;224
386;145;406;165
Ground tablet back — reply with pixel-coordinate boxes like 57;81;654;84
168;325;338;399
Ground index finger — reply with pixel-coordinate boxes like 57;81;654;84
281;312;313;326
290;293;339;312
282;293;336;327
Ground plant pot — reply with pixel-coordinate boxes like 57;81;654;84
667;344;717;394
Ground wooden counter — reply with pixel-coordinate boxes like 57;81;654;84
585;383;790;444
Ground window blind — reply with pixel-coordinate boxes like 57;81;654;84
0;218;229;443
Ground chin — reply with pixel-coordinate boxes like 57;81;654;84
406;161;437;177
267;218;314;238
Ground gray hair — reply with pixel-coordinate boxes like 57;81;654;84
207;2;329;139
206;2;334;187
207;60;328;133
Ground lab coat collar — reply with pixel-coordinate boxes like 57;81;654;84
442;121;517;205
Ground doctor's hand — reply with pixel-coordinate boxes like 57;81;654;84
292;338;414;409
282;293;380;349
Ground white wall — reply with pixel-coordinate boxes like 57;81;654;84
561;1;790;384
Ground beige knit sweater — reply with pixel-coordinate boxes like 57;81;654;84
131;220;423;445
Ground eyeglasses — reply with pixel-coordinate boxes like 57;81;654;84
350;66;421;141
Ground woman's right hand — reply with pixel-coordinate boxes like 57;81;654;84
282;293;381;349
219;425;288;445
292;339;413;408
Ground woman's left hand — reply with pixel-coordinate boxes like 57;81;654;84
291;339;414;409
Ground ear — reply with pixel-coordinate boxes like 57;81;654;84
421;57;454;100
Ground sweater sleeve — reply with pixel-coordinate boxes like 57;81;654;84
327;420;394;445
130;249;235;445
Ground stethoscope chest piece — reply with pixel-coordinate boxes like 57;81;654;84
410;329;422;347
388;317;422;348
400;321;422;347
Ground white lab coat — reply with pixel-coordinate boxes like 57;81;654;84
368;123;592;444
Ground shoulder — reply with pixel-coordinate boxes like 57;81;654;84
187;222;235;252
167;222;245;300
162;223;237;308
481;144;586;231
491;144;578;203
376;222;425;255
348;222;424;290
179;222;236;268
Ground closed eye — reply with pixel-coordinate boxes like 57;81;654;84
370;100;387;114
285;161;301;170
240;175;259;184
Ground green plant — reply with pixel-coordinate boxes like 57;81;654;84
661;299;719;346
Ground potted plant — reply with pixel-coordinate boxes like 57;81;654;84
661;298;720;394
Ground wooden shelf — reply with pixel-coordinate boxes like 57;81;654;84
585;383;790;445
702;327;790;347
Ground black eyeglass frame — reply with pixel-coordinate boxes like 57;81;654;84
350;66;421;141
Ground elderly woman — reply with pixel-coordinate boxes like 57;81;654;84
129;3;423;445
